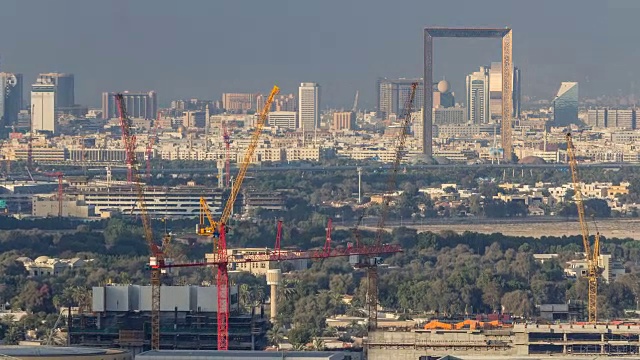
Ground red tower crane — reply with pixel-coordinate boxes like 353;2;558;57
44;172;64;217
116;94;170;350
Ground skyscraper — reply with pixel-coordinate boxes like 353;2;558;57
552;82;579;127
31;78;56;133
37;73;74;109
376;78;425;119
513;67;521;118
0;72;23;128
466;67;490;124
102;91;158;120
298;82;320;133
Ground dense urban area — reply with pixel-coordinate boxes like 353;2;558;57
2;2;640;360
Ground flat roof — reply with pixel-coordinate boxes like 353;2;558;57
0;346;121;356
136;350;349;359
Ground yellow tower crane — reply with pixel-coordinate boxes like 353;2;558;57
566;132;601;323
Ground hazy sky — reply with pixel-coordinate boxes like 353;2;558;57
0;0;633;108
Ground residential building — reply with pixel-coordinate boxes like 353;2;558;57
298;82;320;133
607;109;635;129
101;91;157;120
466;66;490;124
183;110;206;128
587;109;607;128
433;107;466;125
552;82;579;126
0;72;22;127
31;78;56;133
222;93;255;112
332;111;355;131
565;254;625;283
376;78;424;118
16;255;89;276
267;111;297;129
37;72;74;109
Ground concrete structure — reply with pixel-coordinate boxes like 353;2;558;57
222;93;256;112
268;111;297;129
433;107;466;125
37;72;75;109
424;27;513;159
298;82;320;134
332;111;355;131
0;346;131;360
565;254;626;283
607;109;635;130
135;350;361;360
69;285;266;353
183;110;206;128
16;256;89;276
368;323;640;359
377;78;425;118
31;78;56;133
587;109;608;128
466;66;490;125
32;195;95;218
266;269;281;321
0;72;23;127
102;91;157;120
553;82;579;127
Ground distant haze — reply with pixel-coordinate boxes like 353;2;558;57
0;0;630;108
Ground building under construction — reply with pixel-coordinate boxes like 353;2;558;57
68;285;268;354
367;321;640;359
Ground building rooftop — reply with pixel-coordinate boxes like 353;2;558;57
0;345;122;356
136;350;352;359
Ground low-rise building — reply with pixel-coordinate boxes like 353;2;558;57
17;256;90;276
565;254;626;283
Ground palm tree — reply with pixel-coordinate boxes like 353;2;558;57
291;343;306;351
266;326;285;348
239;284;251;312
250;284;265;307
277;278;299;303
71;286;91;313
311;337;325;351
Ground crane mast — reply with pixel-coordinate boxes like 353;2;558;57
213;85;279;350
357;83;416;332
116;94;166;350
566;132;600;323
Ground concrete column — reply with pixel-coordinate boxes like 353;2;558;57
266;269;282;322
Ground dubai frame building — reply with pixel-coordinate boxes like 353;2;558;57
423;27;513;161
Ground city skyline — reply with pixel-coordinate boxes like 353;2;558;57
0;0;631;109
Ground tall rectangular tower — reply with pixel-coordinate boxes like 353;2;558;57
466;66;490;124
102;91;157;120
31;79;56;133
0;72;23;127
298;82;320;133
38;73;74;109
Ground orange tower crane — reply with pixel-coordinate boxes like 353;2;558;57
116;94;171;350
196;85;280;350
566;132;601;323
353;82;417;331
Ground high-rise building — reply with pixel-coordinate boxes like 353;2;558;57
513;67;521;118
267;111;297;129
433;80;455;108
0;72;23;128
466;67;490;124
489;62;503;118
298;82;320;133
222;93;256;112
101;91;157;120
37;73;74;109
376;78;425;119
587;109;607;128
552;82;579;126
332;111;355;131
31;78;56;133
